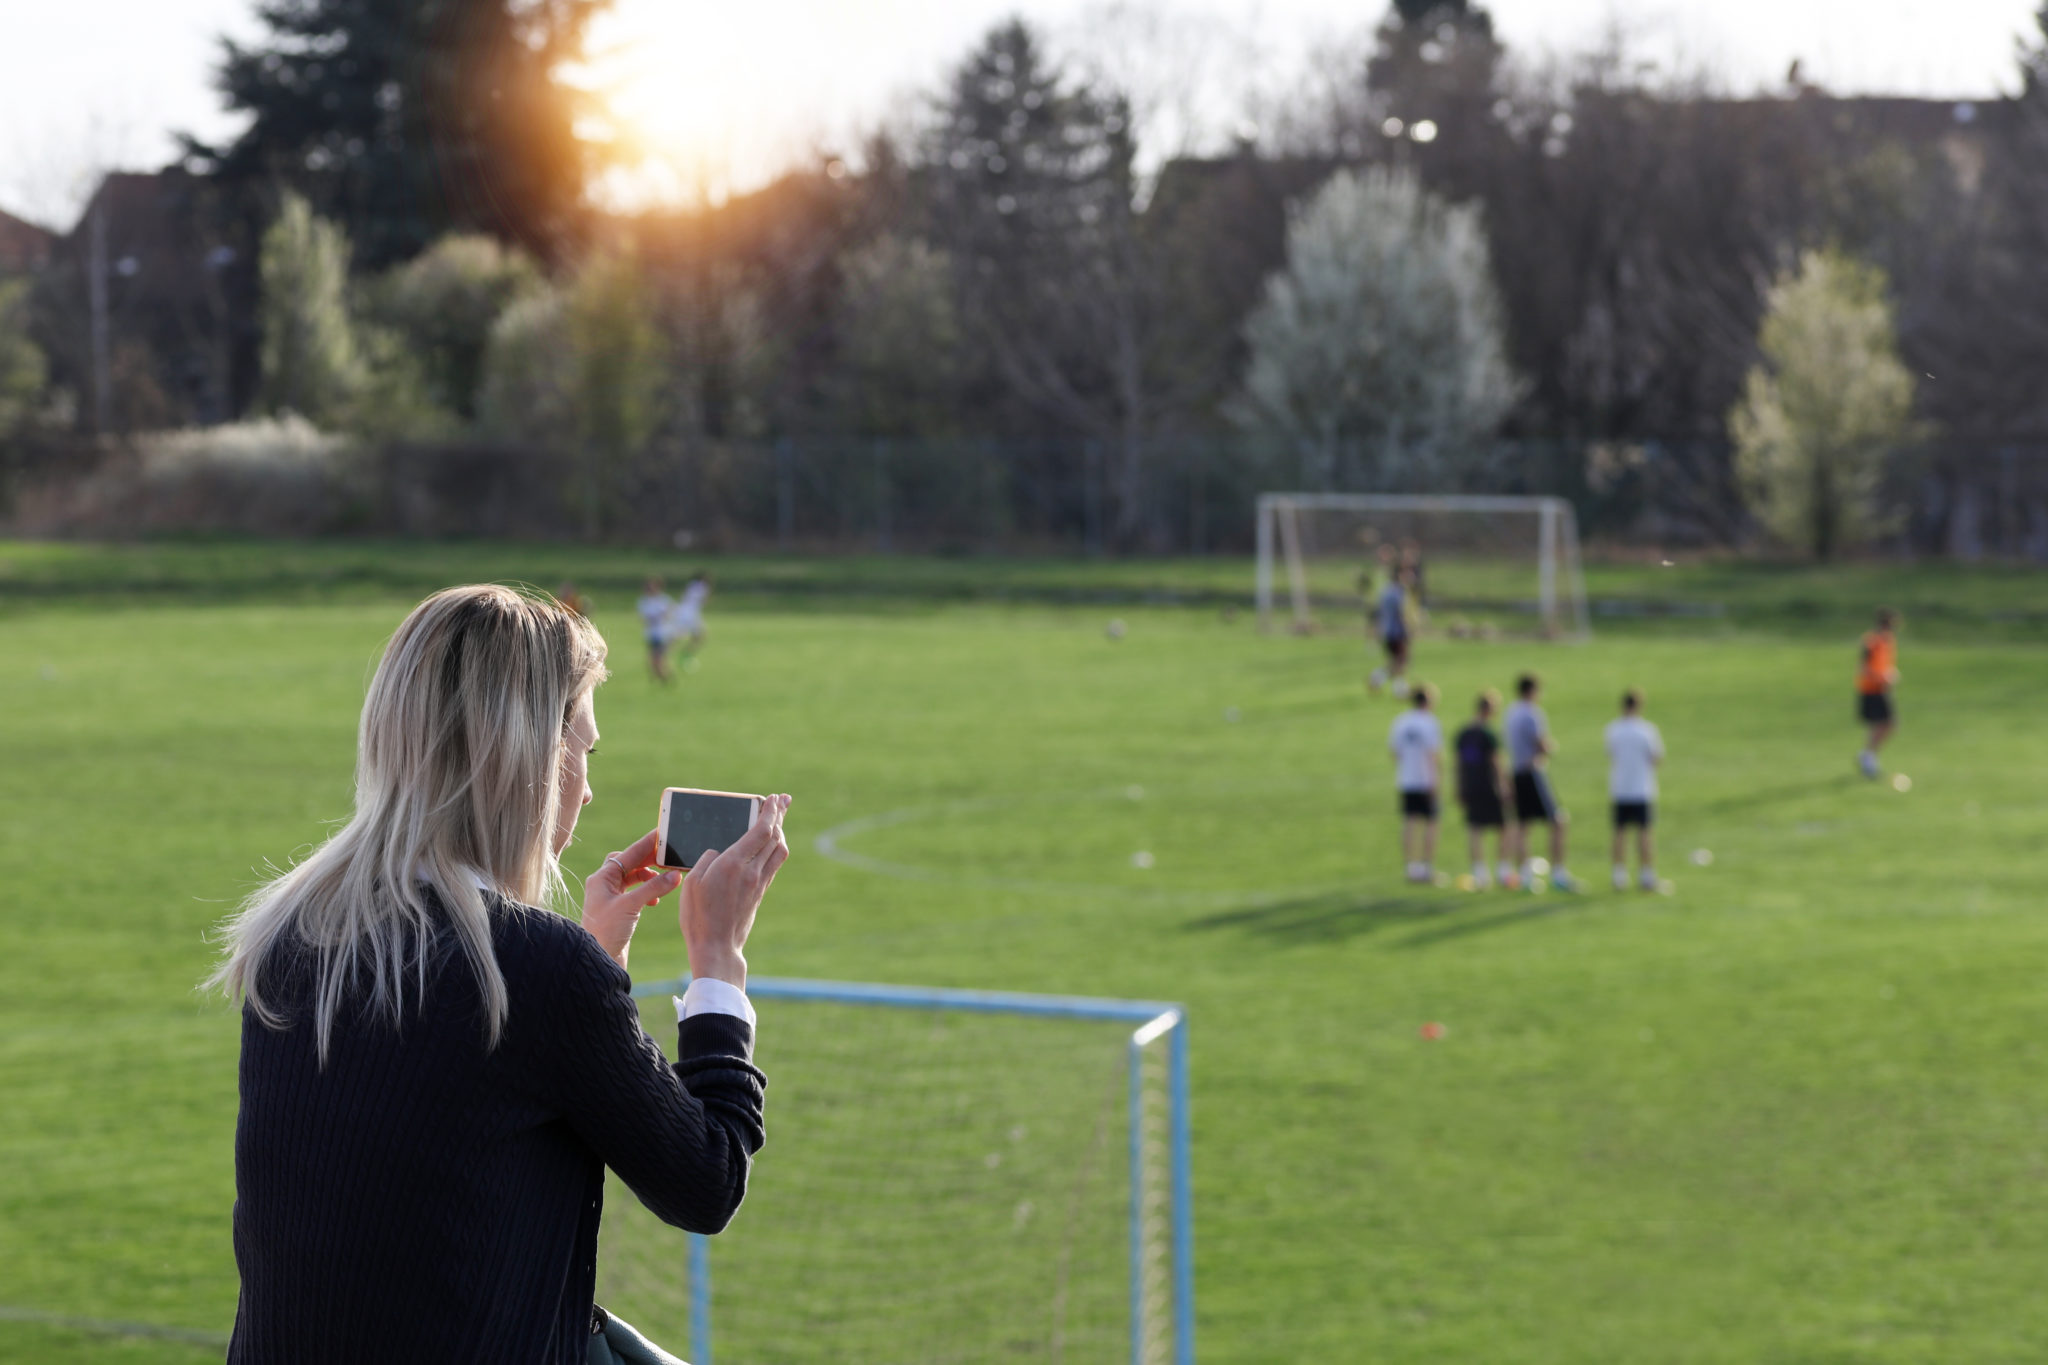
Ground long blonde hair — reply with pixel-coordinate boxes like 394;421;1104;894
207;584;608;1061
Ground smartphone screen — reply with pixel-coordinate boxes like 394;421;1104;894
660;789;758;869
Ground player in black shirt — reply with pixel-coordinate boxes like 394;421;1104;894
1454;689;1512;889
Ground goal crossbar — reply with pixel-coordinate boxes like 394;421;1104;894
630;974;1196;1365
1254;491;1590;639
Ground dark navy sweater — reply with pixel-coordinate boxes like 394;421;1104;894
227;895;766;1364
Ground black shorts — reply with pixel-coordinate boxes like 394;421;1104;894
1400;790;1438;819
1383;633;1409;665
1461;789;1506;828
1612;800;1653;828
1513;770;1560;824
1858;692;1893;724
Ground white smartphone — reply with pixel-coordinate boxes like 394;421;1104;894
656;787;762;870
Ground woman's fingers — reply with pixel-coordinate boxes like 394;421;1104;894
597;867;679;914
617;827;662;872
630;869;682;905
726;810;779;867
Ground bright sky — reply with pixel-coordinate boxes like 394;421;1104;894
1;0;2038;227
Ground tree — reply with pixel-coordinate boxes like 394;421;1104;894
925;19;1161;543
1230;165;1519;489
0;280;47;436
830;233;960;436
1730;248;1916;559
563;251;665;535
190;0;609;267
257;192;364;424
475;286;574;446
473;250;664;535
363;233;542;417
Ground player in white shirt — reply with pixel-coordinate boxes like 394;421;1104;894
636;577;675;683
667;572;712;668
1604;689;1665;891
1387;684;1443;884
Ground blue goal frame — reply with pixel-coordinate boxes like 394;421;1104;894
631;975;1195;1365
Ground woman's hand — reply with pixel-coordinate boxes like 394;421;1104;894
680;794;791;989
582;828;683;971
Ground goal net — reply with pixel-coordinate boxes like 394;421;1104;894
1254;493;1591;639
597;977;1193;1365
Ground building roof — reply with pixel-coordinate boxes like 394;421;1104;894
0;205;56;273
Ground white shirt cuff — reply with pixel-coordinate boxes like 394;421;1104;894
674;977;756;1027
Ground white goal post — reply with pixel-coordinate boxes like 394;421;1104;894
1254;492;1591;639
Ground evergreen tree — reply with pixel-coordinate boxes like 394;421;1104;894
925;19;1159;542
189;0;609;267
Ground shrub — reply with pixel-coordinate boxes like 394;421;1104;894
18;415;366;536
0;278;48;436
1730;248;1917;559
363;235;543;419
257;194;365;425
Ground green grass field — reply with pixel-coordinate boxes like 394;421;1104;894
3;540;2046;1363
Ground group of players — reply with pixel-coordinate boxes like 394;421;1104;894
1375;599;1906;893
1387;674;1662;893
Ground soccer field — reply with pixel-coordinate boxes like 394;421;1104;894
3;541;2046;1363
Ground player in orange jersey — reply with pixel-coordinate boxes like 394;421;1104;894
1856;608;1899;779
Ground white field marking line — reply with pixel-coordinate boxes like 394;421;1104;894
811;778;1377;909
0;1304;230;1348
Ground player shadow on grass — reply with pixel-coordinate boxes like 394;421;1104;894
1692;774;1858;815
1228;691;1369;725
1186;891;1573;946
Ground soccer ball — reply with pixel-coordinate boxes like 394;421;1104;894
1105;618;1127;640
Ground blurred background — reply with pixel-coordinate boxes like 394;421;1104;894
2;0;2044;559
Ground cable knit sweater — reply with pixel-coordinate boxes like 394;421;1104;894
226;893;766;1364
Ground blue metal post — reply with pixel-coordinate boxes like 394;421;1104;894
1169;1020;1195;1365
1127;1038;1146;1365
688;1231;712;1365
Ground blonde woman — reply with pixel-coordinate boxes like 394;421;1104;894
208;584;790;1363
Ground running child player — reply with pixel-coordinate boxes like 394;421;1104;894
636;577;675;683
1856;608;1900;779
1605;689;1665;891
668;571;712;669
1505;673;1577;891
1388;684;1443;884
1454;689;1513;889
